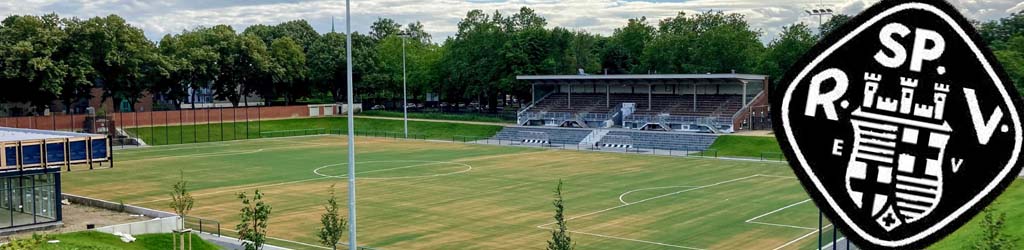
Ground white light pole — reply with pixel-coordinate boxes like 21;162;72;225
344;0;357;249
399;33;410;138
805;8;834;34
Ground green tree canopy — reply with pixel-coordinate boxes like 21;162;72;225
761;23;817;89
0;14;70;112
269;37;307;105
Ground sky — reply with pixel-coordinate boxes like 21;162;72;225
3;0;1023;44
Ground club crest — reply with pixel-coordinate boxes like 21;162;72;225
771;0;1024;248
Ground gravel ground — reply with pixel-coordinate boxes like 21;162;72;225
2;202;153;241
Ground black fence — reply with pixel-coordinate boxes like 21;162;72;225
183;215;221;237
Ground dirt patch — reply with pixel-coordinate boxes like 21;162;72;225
2;203;153;241
732;130;775;137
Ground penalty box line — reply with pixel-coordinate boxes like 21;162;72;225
534;174;808;250
533;174;763;250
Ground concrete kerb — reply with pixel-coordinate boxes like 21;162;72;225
63;194;175;219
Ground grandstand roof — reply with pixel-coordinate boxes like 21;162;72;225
517;74;768;84
0;127;101;143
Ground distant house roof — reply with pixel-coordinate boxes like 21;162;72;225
0;127;102;143
516;74;768;84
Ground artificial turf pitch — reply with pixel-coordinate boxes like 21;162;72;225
60;135;1018;249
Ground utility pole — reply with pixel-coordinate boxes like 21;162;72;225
400;33;410;138
345;1;357;249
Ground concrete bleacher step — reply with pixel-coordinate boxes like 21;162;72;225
492;126;719;152
578;129;610;148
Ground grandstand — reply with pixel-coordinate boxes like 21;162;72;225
496;74;768;153
517;74;769;133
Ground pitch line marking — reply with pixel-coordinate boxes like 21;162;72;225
618;186;699;205
135;160;471;205
540;174;761;228
312;160;473;180
116;134;332;153
531;175;760;250
566;229;705;250
745;199;816;230
756;174;798;179
115;149;266;164
773;223;833;250
538;174;808;249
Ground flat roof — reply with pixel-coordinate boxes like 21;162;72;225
0;127;102;143
517;73;768;83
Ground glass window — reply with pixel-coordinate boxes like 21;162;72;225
0;178;10;228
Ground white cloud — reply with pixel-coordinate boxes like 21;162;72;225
0;0;1019;44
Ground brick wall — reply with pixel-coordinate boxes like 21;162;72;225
0;105;311;131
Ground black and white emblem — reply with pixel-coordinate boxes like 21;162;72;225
771;0;1024;248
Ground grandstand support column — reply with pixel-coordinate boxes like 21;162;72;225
598;84;606;108
531;83;535;107
648;84;652;111
568;84;572;109
742;82;748;107
693;83;697;112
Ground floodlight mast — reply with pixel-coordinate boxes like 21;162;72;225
399;33;410;138
806;8;834;33
345;0;357;249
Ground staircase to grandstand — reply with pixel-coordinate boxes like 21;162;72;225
491;127;718;152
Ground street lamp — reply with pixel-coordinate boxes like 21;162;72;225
398;32;411;139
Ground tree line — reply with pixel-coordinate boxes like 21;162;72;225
2;8;1022;115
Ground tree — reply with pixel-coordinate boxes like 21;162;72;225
274;20;319;52
979;12;1024;49
569;31;603;74
819;14;852;38
237;189;272;250
972;205;1018;250
642;11;764;74
602;17;655;74
995;35;1024;93
75;15;161;112
762;23;817;89
317;184;346;250
218;33;271;107
0;14;72;113
403;21;432;44
243;21;318;52
308;32;347;102
547;179;574;250
269;37;307;105
370;18;402;42
168;170;195;250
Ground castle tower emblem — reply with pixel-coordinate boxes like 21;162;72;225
845;74;952;231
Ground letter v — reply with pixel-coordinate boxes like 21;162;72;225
964;88;1003;145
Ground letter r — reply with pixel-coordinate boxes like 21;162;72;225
805;68;849;121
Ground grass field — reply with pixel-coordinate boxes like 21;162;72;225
705;135;783;159
59;135;1022;249
360;110;515;123
125;117;505;146
5;231;218;250
62;135;842;250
